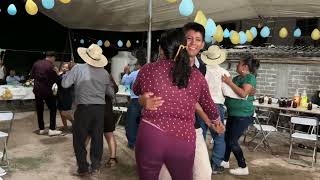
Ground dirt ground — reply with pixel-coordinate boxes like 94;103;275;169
1;111;320;180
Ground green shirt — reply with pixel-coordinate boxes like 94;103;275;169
225;73;256;117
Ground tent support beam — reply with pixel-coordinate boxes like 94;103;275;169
147;0;152;63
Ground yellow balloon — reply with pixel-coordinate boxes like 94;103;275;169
311;29;320;40
279;27;288;39
230;31;240;45
25;0;38;16
194;10;207;28
104;40;110;48
214;34;223;43
213;25;223;42
59;0;71;4
126;40;132;48
166;0;177;3
246;30;254;42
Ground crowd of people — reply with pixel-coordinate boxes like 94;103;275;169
25;21;260;179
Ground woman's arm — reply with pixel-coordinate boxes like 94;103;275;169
222;74;252;98
195;103;224;134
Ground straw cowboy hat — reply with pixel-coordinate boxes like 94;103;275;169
201;45;227;65
77;44;108;67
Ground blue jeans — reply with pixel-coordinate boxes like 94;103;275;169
125;98;142;148
195;104;226;167
224;116;253;168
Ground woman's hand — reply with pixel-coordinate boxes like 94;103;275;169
210;121;225;134
222;74;232;85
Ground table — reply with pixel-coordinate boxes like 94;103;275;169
0;85;35;100
254;101;320;115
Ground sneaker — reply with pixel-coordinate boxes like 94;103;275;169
229;167;249;176
38;129;47;135
212;166;224;174
48;129;62;136
0;167;6;176
220;161;230;169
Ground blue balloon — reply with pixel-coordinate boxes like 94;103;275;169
223;28;230;38
250;27;258;38
80;39;84;44
293;28;302;38
260;26;270;38
179;0;194;16
239;31;247;44
42;0;55;10
117;40;123;47
7;4;17;16
205;18;216;37
97;40;103;46
205;35;212;43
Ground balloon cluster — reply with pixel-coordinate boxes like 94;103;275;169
7;0;72;16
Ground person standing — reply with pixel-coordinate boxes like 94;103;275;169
30;51;61;136
221;54;260;175
62;44;114;176
133;29;221;180
121;49;146;150
57;63;74;132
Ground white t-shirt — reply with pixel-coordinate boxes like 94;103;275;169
0;66;4;80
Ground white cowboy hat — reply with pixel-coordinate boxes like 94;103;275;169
77;44;108;67
201;45;227;65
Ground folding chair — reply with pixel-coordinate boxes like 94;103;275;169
112;106;128;126
289;116;319;167
276;110;297;131
112;97;128;126
0;111;14;166
247;110;277;152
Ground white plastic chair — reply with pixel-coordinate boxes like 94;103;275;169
289;116;319;167
0;111;14;166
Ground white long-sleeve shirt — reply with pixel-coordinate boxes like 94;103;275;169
205;64;230;104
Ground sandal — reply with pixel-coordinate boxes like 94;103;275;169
105;157;118;168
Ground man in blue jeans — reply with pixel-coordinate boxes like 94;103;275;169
122;50;146;149
196;45;231;174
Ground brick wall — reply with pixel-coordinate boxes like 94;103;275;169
220;62;320;99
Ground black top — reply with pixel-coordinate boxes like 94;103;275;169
194;57;207;129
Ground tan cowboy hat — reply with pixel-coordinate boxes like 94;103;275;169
77;44;108;67
201;45;227;65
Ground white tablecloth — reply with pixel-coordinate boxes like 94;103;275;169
0;85;35;100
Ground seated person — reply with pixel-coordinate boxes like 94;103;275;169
6;69;21;85
311;90;320;106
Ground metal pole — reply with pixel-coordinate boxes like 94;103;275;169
68;30;74;61
147;0;152;63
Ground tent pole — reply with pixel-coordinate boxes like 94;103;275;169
147;0;152;63
68;30;74;61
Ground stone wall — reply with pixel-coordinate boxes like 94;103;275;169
220;62;320;99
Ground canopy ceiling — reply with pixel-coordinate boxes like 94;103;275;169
40;0;320;32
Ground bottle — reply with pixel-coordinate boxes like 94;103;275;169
307;101;313;110
293;90;300;107
300;90;308;108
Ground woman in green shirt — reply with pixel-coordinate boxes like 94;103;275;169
220;54;260;176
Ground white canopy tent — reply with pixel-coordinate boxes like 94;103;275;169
41;0;320;32
39;0;320;62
